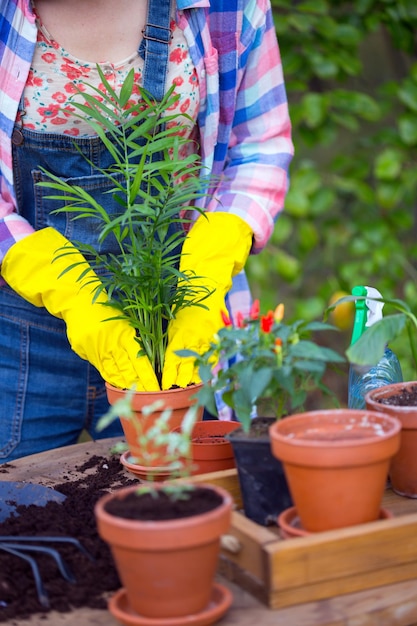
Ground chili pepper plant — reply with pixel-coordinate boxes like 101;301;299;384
181;300;345;433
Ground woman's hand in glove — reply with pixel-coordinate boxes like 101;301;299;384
1;228;160;391
162;213;253;390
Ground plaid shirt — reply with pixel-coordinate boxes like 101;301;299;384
0;0;293;323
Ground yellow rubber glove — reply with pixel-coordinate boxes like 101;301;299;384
162;213;253;390
1;228;159;392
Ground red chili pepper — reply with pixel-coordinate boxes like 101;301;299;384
260;311;274;333
249;299;260;320
236;311;245;328
221;309;232;327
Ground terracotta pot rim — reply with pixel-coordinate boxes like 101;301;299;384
365;381;417;411
178;420;240;447
270;409;401;467
270;408;401;449
106;382;204;424
365;380;417;396
95;482;233;532
105;381;203;397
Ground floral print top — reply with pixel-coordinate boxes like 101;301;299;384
22;5;199;148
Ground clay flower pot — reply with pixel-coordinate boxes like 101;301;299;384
172;420;239;476
269;409;401;532
106;382;203;464
94;483;233;621
365;381;417;497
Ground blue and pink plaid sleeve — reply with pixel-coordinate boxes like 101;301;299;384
205;0;293;253
0;1;36;263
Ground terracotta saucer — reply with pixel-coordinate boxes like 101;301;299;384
278;505;393;539
108;582;233;626
120;451;173;482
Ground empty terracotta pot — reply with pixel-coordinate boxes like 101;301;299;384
270;409;401;532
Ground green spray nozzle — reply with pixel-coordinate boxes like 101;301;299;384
350;285;368;345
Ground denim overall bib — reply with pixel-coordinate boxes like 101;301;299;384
0;0;173;461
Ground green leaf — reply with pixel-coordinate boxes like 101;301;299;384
246;368;273;404
119;68;134;108
297;1;328;14
275;250;301;282
347;315;408;366
309;54;339;79
284;187;310;217
309;187;335;216
376;181;404;209
398;79;417;113
374;149;404;180
287;14;313;32
302;93;328;128
290;341;345;362
399;113;417;146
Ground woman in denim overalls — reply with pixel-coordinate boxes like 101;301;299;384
1;0;194;460
0;0;293;462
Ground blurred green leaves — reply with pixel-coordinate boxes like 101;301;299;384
247;1;417;379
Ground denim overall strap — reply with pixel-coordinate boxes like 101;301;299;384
141;0;172;101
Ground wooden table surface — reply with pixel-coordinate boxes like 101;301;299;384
3;438;417;626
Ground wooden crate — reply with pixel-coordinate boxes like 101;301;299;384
188;468;417;609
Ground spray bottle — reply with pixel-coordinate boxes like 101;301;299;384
347;285;403;409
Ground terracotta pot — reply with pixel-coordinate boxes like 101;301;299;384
269;409;401;532
106;382;203;464
94;483;233;619
365;381;417;497
172;420;239;476
278;505;393;539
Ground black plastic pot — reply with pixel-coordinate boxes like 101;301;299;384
226;417;292;526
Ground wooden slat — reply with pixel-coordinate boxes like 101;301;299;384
268;560;417;610
268;511;417;591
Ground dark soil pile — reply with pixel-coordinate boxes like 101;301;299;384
0;454;137;623
376;384;417;406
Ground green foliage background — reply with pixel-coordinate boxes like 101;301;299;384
246;0;417;381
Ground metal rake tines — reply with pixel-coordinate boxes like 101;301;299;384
0;536;95;609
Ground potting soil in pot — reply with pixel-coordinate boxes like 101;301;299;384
104;487;223;520
0;454;137;623
376;384;417;406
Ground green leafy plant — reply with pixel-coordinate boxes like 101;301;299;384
329;294;417;376
37;67;213;386
180;300;345;433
